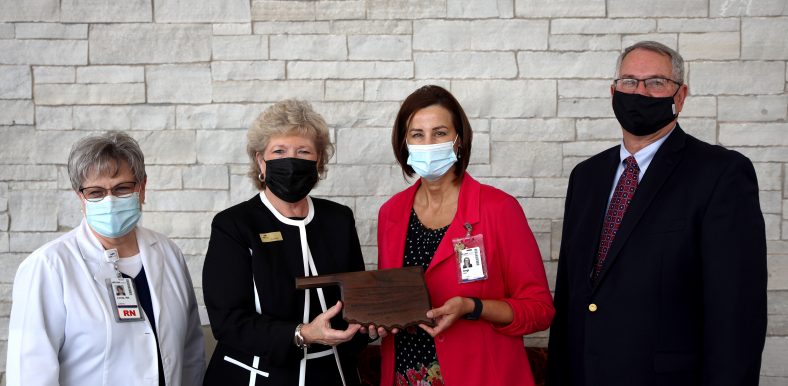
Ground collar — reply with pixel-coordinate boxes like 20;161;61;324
619;124;676;167
259;192;314;226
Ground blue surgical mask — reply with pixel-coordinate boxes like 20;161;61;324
406;137;458;181
85;193;142;238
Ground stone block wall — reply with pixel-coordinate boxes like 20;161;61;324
0;0;786;384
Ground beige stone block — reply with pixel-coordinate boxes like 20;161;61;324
34;84;145;105
316;1;365;20
608;0;707;17
518;51;619;79
36;106;73;130
32;66;74;84
742;17;788;60
0;66;31;99
73;106;175;131
551;18;656;35
212;35;267;61
549;34;621;51
76;66;144;84
89;24;211;64
213;80;323;103
691;61;785;95
363;80;451;101
515;0;605;17
211;61;285;81
155;0;251;23
414;20;548;51
679;32;739;60
287;61;412;80
251;0;316;21
147;64;212;104
254;21;329;34
0;100;33;125
720;123;788;147
452;80;557;118
348;35;410;60
448;0;513;18
270;35;347;60
491;142;563;177
0;0;59;22
0;40;86;65
61;0;151;22
367;0;445;19
491;119;575;142
325;80;363;101
330;20;412;35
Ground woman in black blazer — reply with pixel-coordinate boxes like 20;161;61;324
202;100;367;386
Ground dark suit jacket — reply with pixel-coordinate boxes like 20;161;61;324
202;195;367;386
547;126;767;386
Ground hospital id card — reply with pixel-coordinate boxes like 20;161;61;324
106;277;145;322
453;233;488;283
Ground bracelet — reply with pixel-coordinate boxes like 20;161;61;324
294;323;310;348
463;297;483;320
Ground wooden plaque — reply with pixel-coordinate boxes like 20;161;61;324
295;266;434;330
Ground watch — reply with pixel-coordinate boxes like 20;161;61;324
294;323;310;348
463;297;483;320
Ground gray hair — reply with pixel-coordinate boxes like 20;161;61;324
67;131;146;191
247;99;334;190
615;41;685;83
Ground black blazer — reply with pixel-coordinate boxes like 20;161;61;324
547;126;767;386
202;195;367;386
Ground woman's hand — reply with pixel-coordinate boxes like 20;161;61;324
419;296;472;337
359;324;400;340
300;301;362;346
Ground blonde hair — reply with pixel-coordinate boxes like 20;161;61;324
247;100;334;190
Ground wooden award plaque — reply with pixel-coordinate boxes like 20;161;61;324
295;266;434;330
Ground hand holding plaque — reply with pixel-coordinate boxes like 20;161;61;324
295;266;435;330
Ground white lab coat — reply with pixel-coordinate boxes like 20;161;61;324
6;220;205;386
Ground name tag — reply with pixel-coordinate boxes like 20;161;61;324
453;233;489;283
260;231;283;243
107;278;145;322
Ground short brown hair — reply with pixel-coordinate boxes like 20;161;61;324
247;100;334;190
391;85;473;178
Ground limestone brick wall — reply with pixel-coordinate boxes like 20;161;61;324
0;0;786;384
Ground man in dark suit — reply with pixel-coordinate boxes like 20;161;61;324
547;41;767;386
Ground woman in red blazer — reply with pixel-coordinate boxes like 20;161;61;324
375;85;554;386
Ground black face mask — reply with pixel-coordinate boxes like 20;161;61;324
264;158;318;203
612;90;678;136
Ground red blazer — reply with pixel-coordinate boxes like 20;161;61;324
377;173;555;386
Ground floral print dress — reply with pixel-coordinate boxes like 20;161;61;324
394;209;447;386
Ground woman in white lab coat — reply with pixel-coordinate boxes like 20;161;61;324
6;131;205;386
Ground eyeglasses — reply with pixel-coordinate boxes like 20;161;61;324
613;77;682;93
79;181;138;202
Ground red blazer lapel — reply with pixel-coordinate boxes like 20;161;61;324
380;179;419;269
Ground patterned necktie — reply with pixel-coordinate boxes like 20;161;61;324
592;156;640;281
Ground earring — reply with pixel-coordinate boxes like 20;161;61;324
258;173;264;182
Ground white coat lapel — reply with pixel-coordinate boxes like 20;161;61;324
137;226;163;331
76;219;118;287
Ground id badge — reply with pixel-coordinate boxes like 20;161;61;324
106;278;145;322
453;231;488;284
